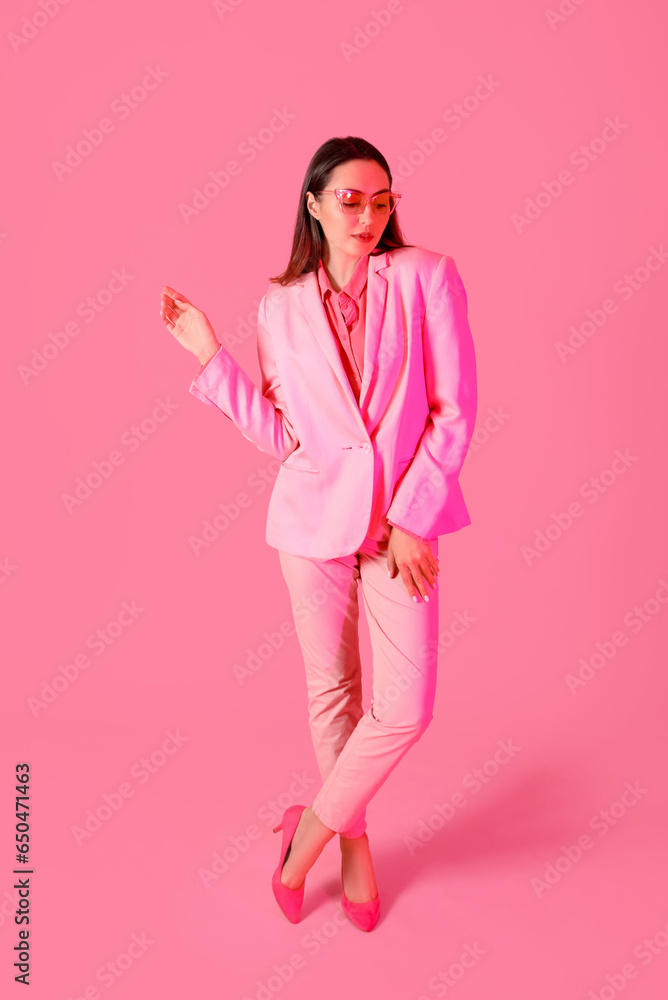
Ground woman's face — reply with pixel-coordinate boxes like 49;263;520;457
306;159;392;261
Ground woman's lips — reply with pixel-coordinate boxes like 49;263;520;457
353;233;373;241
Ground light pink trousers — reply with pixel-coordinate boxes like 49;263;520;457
278;534;439;839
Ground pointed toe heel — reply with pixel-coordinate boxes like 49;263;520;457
271;804;307;923
341;888;380;932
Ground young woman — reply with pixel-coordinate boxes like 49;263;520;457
160;135;477;932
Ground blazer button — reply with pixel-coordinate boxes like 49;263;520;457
362;443;371;452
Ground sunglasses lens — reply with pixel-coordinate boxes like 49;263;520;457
372;195;394;215
338;192;362;212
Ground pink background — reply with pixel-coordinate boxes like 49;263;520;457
2;0;667;997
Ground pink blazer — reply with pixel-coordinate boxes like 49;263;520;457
190;245;477;560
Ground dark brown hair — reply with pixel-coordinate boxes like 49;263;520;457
269;136;413;285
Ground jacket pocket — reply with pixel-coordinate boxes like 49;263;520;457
280;460;320;474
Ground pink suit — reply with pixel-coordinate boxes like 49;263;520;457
189;245;477;837
190;246;477;559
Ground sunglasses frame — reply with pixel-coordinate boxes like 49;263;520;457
317;188;402;216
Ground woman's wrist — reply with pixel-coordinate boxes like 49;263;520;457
196;341;221;367
388;520;427;543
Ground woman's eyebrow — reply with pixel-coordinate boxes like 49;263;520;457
341;187;391;195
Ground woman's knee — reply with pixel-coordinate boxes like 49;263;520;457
410;711;434;738
371;674;436;731
371;703;434;736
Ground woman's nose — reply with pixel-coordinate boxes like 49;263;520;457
359;200;375;223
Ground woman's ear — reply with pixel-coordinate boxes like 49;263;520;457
305;192;318;220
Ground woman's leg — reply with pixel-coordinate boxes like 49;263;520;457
275;539;438;895
277;548;368;840
309;538;440;834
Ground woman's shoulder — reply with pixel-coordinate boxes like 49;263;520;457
385;244;453;269
384;245;458;281
262;271;308;306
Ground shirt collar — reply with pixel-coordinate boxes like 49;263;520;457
316;254;369;304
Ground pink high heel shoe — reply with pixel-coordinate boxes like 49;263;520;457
340;833;380;931
341;887;380;932
272;804;307;923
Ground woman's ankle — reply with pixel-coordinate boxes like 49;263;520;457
280;808;335;886
301;808;337;852
340;842;378;902
339;831;368;847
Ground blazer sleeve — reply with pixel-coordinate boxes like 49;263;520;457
385;255;477;538
188;293;300;463
386;517;430;543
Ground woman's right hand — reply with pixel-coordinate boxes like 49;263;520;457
160;285;221;366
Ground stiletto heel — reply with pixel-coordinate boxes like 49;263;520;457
271;804;307;923
341;888;380;932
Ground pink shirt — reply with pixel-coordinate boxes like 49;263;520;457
316;255;368;405
316;256;427;545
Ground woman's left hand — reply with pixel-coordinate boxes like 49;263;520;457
387;526;439;603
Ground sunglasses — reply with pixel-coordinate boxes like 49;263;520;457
317;189;402;217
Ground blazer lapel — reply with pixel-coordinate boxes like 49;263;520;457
293;269;358;411
292;251;399;431
359;251;393;420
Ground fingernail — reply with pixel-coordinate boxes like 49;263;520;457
387;570;391;578
424;594;430;602
432;581;438;590
412;595;418;603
